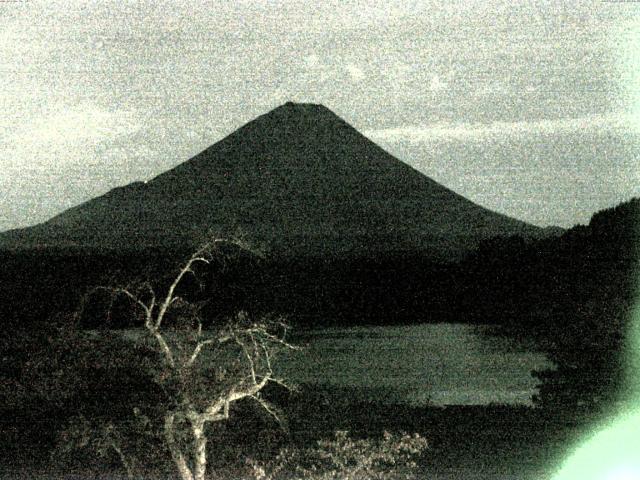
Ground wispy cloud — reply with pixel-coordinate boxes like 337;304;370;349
28;109;139;144
346;64;366;82
304;54;321;69
428;74;448;92
3;106;141;172
365;113;640;143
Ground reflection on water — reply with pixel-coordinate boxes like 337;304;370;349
277;323;552;406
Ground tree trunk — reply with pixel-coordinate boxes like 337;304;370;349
192;417;208;480
164;413;194;480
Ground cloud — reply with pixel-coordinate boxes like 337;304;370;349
428;74;447;92
346;64;366;82
304;54;321;69
301;53;332;82
3;106;141;173
364;113;640;143
28;109;139;144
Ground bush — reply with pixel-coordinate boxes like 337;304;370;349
255;430;428;480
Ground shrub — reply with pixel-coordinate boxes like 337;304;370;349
255;430;428;480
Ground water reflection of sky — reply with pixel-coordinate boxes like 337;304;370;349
279;323;552;406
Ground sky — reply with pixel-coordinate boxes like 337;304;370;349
1;0;639;230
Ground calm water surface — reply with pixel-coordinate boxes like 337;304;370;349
277;323;552;406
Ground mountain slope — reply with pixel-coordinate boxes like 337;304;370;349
0;102;543;258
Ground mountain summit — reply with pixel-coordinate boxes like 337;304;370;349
0;102;542;257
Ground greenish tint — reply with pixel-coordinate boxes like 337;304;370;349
623;305;640;403
553;265;640;477
552;409;640;480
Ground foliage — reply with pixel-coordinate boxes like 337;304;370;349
49;238;297;480
44;328;169;473
529;198;639;414
256;430;428;480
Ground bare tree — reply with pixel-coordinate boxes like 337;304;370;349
76;238;297;480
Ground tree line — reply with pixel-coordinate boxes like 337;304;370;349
0;198;637;475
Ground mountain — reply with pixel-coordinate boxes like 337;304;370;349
0;102;544;258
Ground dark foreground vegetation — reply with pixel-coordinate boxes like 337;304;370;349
0;380;599;479
0;198;638;478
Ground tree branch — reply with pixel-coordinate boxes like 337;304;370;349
187;339;216;367
235;335;257;385
155;240;230;330
110;439;135;480
149;328;176;368
250;394;284;428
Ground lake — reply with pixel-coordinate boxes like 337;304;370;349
277;323;552;406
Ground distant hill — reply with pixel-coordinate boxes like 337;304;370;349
0;102;545;258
